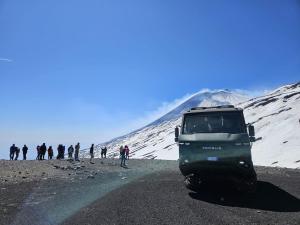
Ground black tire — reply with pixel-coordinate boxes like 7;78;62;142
245;180;257;193
184;176;202;191
237;179;257;194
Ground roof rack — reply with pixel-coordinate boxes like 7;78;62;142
190;105;235;111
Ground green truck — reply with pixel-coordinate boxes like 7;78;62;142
175;105;257;192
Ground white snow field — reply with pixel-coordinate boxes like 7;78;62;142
91;82;300;168
239;82;300;168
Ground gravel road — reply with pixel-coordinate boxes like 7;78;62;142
0;159;299;225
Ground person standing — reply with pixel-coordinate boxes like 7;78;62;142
56;145;59;159
62;145;66;159
22;145;28;160
40;143;47;160
36;145;40;160
57;144;64;159
104;146;107;158
15;147;20;160
68;145;74;159
101;146;107;159
125;145;130;160
75;142;80;161
90;144;94;163
48;146;53;160
57;145;62;159
120;145;126;167
10;144;16;160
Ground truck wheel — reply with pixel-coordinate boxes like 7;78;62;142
245;180;257;193
238;179;257;194
184;176;201;191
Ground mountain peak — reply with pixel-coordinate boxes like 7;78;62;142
148;89;249;126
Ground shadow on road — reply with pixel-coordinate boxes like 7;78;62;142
189;181;300;212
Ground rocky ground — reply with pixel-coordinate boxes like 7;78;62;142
0;159;299;225
0;158;177;225
0;158;131;184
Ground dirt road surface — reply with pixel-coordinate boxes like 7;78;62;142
0;159;299;225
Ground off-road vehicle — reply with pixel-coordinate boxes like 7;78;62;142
175;105;257;192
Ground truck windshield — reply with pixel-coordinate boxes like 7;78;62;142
183;111;246;134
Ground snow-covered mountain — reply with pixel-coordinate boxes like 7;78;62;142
148;90;249;126
90;82;300;169
239;82;300;168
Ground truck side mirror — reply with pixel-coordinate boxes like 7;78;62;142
248;125;255;142
175;127;179;142
249;136;256;142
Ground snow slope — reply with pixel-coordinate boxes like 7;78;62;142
87;90;249;159
90;83;300;169
239;82;300;168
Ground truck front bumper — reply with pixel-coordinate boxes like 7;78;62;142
179;160;257;182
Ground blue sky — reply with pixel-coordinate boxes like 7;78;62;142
0;0;299;158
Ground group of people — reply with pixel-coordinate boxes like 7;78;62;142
9;144;28;160
35;143;48;160
56;143;80;161
9;143;81;161
88;144;108;163
86;144;130;167
9;143;130;167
